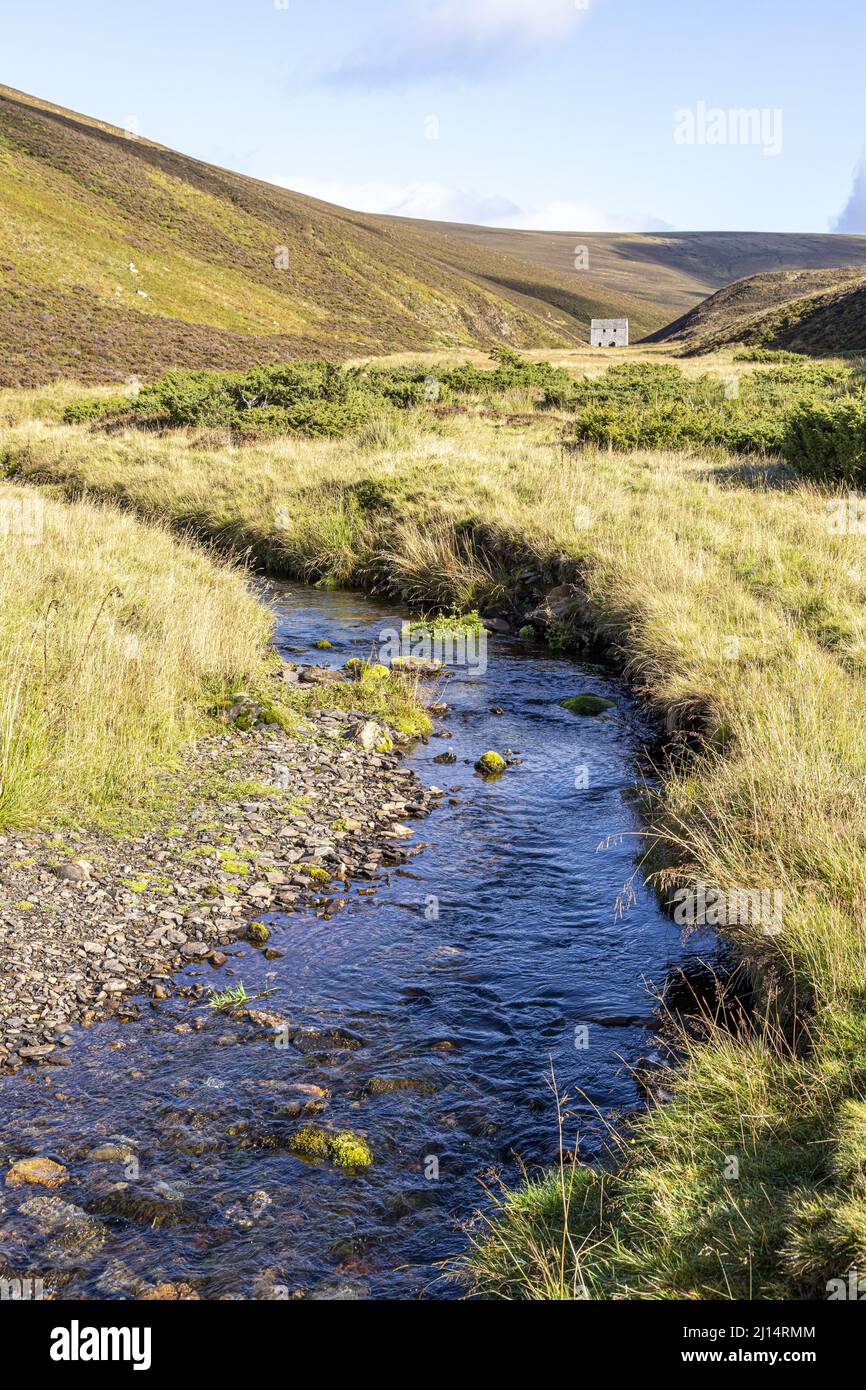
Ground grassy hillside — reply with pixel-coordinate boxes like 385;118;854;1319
651;267;866;354
0;84;667;385
400;222;866;324
6;84;866;386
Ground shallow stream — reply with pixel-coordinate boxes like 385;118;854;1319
0;584;707;1299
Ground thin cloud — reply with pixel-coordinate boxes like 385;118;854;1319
274;176;669;232
322;0;592;86
833;154;866;233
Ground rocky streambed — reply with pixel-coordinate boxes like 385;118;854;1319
0;582;706;1300
0;701;442;1071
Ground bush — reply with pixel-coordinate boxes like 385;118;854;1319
565;361;864;456
61;351;576;440
63;362;380;437
783;397;866;483
734;347;809;364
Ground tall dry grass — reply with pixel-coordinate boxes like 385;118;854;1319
0;481;274;826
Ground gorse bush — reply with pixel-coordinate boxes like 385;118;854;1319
733;347;810;364
560;360;863;455
63;362;384;438
62;350;574;439
60;351;865;461
783;396;866;483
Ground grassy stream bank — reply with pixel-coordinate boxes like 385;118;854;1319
3;370;866;1298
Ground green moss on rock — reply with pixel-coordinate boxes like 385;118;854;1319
559;695;616;716
329;1132;373;1169
475;751;507;777
287;1126;372;1169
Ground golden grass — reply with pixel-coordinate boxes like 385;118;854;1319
0;481;274;826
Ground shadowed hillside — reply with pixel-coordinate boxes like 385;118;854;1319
395;222;866;325
649;267;866;354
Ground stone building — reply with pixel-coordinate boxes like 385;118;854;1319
591;318;629;347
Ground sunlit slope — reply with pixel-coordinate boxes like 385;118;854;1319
0;85;648;384
395;221;866;326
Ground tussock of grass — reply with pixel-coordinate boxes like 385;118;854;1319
6;391;866;1296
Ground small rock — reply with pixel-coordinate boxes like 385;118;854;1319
56;861;92;883
391;656;443;676
6;1157;69;1189
346;720;382;752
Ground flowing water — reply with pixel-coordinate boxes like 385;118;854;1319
0;584;707;1300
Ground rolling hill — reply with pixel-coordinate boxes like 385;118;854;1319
0;84;653;386
399;222;866;325
648;267;866;354
3;84;866;385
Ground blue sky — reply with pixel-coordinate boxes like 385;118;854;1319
3;0;865;233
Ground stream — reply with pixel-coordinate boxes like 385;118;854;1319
0;583;708;1300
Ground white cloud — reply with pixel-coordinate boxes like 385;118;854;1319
496;199;670;233
275;176;668;232
423;0;586;47
833;154;866;233
324;0;593;85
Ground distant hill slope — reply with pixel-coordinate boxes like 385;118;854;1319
5;86;866;386
648;267;866;354
395;222;866;325
0;85;655;385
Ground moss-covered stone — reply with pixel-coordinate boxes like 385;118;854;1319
518;624;536;640
291;864;330;883
329;1131;373;1169
287;1125;332;1161
559;694;616;716
247;920;270;944
475;751;507;777
344;658;390;681
287;1126;372;1169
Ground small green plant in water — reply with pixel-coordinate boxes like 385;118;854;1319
209;982;252;1012
408;609;489;639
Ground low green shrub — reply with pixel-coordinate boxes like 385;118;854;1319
563;361;863;456
783;397;866;483
62;351;570;438
733;347;810;364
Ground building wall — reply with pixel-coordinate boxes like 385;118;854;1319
591;318;629;347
